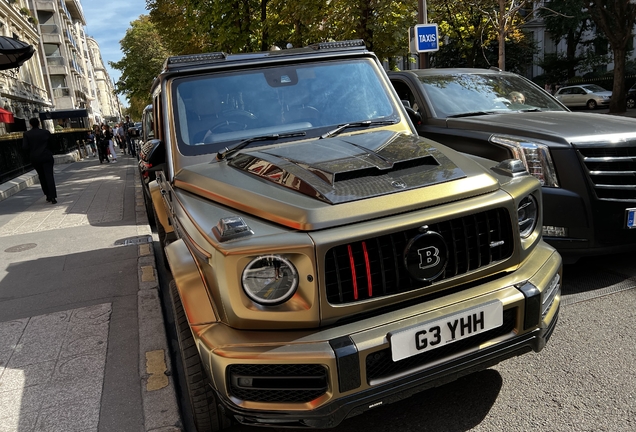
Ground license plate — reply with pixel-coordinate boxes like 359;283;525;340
388;301;503;362
627;208;636;229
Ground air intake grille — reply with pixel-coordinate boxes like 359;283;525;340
578;146;636;200
324;208;513;304
366;308;516;382
228;364;328;403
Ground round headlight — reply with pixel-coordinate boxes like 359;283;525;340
518;195;538;238
242;255;298;305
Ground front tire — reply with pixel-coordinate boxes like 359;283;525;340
627;97;635;109
587;99;597;110
170;281;230;432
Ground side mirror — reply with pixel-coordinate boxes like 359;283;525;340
404;105;422;125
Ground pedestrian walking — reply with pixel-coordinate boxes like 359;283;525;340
123;116;136;157
22;117;57;204
116;122;126;154
86;129;97;157
102;124;117;162
96;125;109;163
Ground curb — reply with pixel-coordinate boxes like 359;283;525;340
0;170;39;202
134;173;183;431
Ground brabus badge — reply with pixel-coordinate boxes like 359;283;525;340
391;180;407;189
403;230;448;282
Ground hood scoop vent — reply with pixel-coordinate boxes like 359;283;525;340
331;155;438;182
228;131;466;204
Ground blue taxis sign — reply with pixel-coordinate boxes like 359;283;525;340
413;24;439;53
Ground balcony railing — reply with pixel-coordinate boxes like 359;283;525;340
46;56;65;66
52;87;71;98
40;24;60;34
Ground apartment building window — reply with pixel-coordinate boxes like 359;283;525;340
544;31;558;54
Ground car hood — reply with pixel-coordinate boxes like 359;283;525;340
444;111;636;145
173;131;501;230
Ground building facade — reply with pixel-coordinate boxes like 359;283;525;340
22;0;121;127
0;0;52;133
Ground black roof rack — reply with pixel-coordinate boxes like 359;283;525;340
163;52;227;70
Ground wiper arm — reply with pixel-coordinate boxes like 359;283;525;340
446;111;498;118
216;132;306;161
320;119;398;139
517;108;542;112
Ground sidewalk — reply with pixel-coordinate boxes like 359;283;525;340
0;155;182;432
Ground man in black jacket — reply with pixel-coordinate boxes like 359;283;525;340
22;117;57;204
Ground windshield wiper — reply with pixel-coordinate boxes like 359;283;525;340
320;119;398;139
446;111;499;118
517;108;543;112
216;131;306;161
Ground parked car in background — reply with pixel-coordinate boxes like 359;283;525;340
554;84;611;109
389;68;636;263
626;83;636;109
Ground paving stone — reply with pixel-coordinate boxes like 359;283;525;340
0;360;56;391
0;383;46;417
0;319;28;374
0;410;37;432
35;398;101;432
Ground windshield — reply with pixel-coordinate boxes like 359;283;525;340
581;84;607;93
172;59;399;155
417;73;566;118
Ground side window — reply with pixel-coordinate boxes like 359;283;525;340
391;80;418;111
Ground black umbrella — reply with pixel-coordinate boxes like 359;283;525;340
0;36;35;71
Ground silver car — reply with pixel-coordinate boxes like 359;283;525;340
554;84;611;109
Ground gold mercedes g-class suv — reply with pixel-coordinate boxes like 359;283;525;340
139;40;561;431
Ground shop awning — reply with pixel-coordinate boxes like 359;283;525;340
39;109;88;120
0;107;14;123
0;36;35;71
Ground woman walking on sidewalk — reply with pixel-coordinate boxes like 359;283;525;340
102;124;117;163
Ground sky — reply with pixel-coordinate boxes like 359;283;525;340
82;1;149;107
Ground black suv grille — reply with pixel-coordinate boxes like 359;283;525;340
366;308;516;382
324;208;513;305
227;364;328;403
578;146;636;201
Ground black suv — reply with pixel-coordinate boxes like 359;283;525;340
390;68;636;263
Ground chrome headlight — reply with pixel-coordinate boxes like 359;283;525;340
518;195;538;238
490;135;559;187
242;255;299;305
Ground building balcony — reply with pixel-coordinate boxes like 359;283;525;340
42;32;63;45
52;87;71;98
35;0;56;12
46;56;69;75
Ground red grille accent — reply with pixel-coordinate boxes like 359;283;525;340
347;244;359;300
362;241;372;297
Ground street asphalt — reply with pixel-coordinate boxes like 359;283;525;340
0;150;181;432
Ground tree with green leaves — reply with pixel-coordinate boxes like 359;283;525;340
428;0;535;73
109;15;170;119
539;0;591;79
587;0;636;112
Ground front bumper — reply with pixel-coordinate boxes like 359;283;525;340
223;316;557;428
174;242;561;428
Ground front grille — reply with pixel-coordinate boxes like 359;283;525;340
324;208;513;304
227;364;328;403
366;308;516;382
578;146;636;201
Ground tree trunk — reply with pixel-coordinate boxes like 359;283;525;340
260;0;269;52
610;46;627;113
498;0;505;70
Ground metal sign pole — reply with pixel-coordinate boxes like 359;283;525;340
418;0;428;69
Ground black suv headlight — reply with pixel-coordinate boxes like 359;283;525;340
490;135;559;187
242;255;299;305
518;195;538;238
